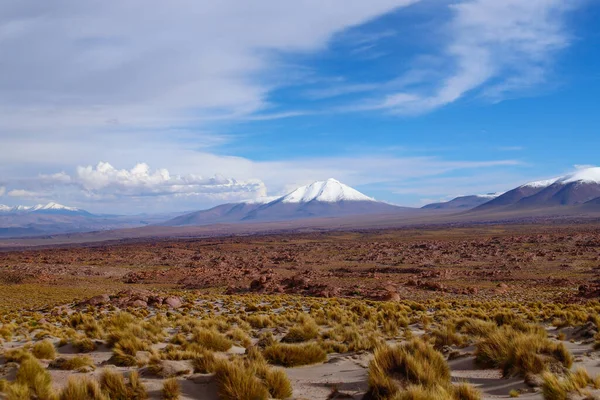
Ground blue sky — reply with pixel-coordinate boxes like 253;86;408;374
0;0;599;213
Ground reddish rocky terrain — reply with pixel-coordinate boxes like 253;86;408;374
1;223;600;307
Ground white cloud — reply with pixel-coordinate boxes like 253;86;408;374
7;189;41;198
378;0;573;114
0;1;418;136
41;162;268;199
0;186;5;197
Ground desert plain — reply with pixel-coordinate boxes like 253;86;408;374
2;223;600;400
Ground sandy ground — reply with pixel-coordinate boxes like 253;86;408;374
4;320;600;400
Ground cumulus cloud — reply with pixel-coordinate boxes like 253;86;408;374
34;162;267;201
375;0;573;114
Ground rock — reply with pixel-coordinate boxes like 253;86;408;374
495;283;509;294
187;373;215;384
164;296;183;309
87;294;110;306
382;291;400;302
136;351;152;365
158;360;192;378
128;299;148;308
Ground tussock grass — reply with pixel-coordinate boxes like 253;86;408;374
263;343;327;367
15;358;54;400
281;317;319;343
99;369;130;399
366;338;480;400
50;355;94;371
59;376;106;400
257;366;293;399
6;383;31;400
129;371;148;400
541;372;574;400
475;326;572;377
192;348;218;373
192;328;233;351
162;378;180;400
214;360;269;400
73;337;97;353
32;339;56;360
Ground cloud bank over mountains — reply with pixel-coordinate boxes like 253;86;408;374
0;0;586;212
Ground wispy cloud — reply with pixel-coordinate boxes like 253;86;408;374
497;146;524;151
370;0;574;114
303;83;380;99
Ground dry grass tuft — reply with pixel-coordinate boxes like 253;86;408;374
32;339;57;360
192;328;233;351
73;337;97;353
366;338;480;400
475;326;572;377
15;357;54;400
59;376;106;400
263;343;327;367
214;360;269;400
50;356;94;371
162;378;180;400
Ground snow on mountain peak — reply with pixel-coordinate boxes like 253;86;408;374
559;167;600;184
33;202;79;211
521;167;600;189
280;178;375;203
521;178;559;189
0;202;81;213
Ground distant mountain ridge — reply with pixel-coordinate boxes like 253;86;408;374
163;178;413;226
422;194;500;210
0;202;92;216
471;167;600;213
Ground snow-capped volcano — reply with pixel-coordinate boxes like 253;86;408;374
473;167;600;212
280;179;374;203
163;178;412;226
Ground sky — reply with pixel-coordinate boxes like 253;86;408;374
1;0;599;213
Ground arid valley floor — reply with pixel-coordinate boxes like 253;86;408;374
2;223;600;399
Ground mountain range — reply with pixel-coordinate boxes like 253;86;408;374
0;202;92;216
163;178;412;226
470;167;600;213
2;168;600;239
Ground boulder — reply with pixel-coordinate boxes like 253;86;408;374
164;296;183;309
